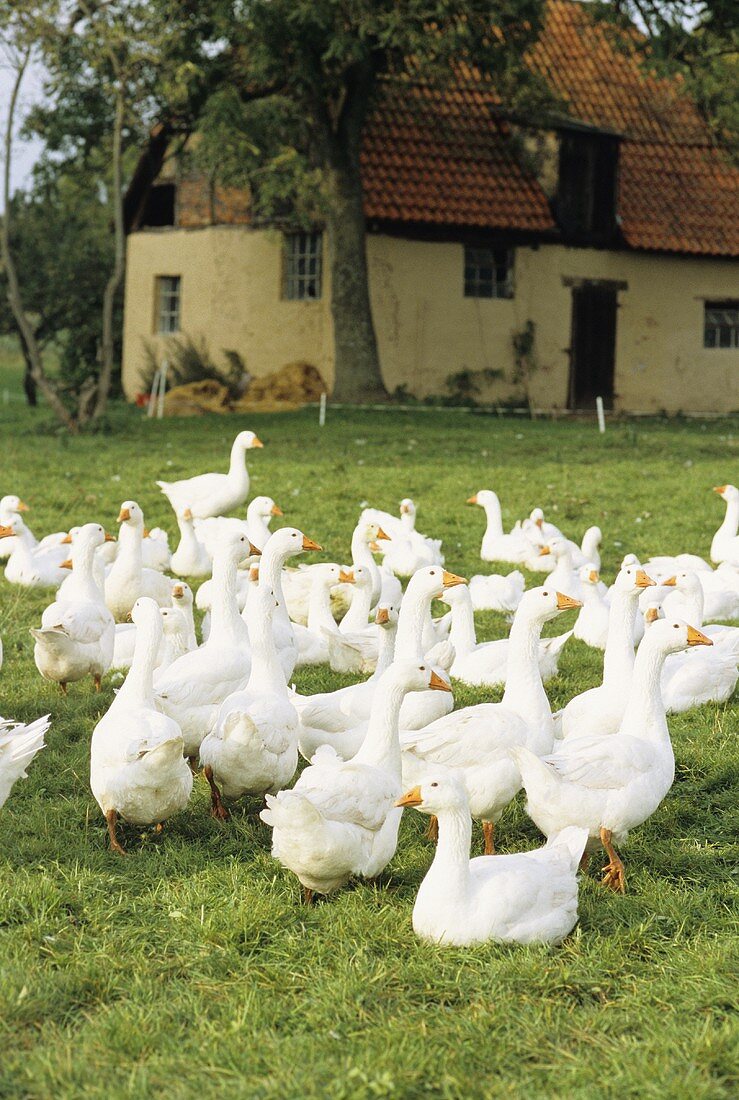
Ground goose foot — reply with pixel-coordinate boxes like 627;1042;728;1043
482;820;495;856
600;827;626;892
204;766;229;821
425;815;439;842
93;674;102;692
303;887;314;905
106;809;126;856
155;823;164;834
59;681;68;696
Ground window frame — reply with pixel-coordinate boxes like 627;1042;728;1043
463;245;515;300
703;301;739;349
282;230;323;301
155;274;181;335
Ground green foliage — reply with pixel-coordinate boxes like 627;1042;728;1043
0;357;737;1095
140;334;249;400
444;368;505;406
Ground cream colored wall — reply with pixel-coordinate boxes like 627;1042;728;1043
122;226;739;413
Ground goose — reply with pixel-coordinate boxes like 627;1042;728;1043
467;490;531;563
401;587;581;854
293;564;355;668
31;523;115;693
260;661;450;901
104;502;174;621
141;527;171;573
282;519;389;624
0;516;70;587
468;569;525;615
293;568;462;760
642;602;739;713
660;570;739;645
154;529;258;758
156;429;263;519
111;580;196;672
711;484;739;564
440;582;572;687
537;538;584;600
90;597;193;854
573;565;611;649
556;565;655;741
0;495;33;558
170;510;211;577
397;777;587;946
513;619;713;892
368;499;444;577
326;566;381;674
194;495;283;559
0;715;49;809
200;585;299;818
296;602;400;762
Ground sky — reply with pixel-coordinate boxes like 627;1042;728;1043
0;57;46;210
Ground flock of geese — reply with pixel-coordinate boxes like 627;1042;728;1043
2;428;738;948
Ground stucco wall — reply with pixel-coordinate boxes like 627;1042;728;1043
122;226;739;412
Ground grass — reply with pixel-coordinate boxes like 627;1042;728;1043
0;354;738;1098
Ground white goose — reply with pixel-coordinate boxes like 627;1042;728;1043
661;570;739;646
326;566;381;674
514;619;713;892
573;565;611;649
90;597;193;854
468;569;525;615
441;582;572;687
200;585;299;818
0;516;70;587
154;529;257;758
31;523;115;693
401;587;580;855
0;495;33;558
467;490;531;563
397;777;587;946
367;499;444;577
0;715;49;810
556;564;655;740
261;661;450;901
293;564;355;668
170;510;211;578
156;605;193;673
711;484;739;564
104;502;174;621
171;581;197;650
642;601;739;713
195;495;283;559
111;580;196;672
157;429;263;519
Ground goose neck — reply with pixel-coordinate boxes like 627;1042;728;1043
448;593;477;656
501;610;552;736
247;612;287;694
424;806;472;899
118;617;160;707
70;541;103;602
307;581;336;634
209;551;245;644
395;588;430;661
354;676;406;774
602;590;637;686
372;625;397;679
341;582;372;631
620;639;670;743
482;497;504;540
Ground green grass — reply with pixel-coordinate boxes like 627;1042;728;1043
0;360;738;1098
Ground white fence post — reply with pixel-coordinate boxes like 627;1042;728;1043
596;396;606;434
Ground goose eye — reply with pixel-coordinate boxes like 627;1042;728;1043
543;591;549;597
430;782;438;788
673;623;680;629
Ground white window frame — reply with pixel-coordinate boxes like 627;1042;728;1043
463;246;515;299
282;231;323;301
156;275;181;334
704;301;739;349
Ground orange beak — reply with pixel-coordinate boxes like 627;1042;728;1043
466;495;478;505
556;592;582;610
395;785;423;808
182;509;193;521
143;528;151;539
645;607;660;624
442;570;466;588
376;527;391;541
588;570;599;584
400;503;411;514
250;565;260;581
104;532;116;542
429;670;452;692
60;533;73;545
687;625;712;646
16;500;29;512
251;436;264;448
662;576;677;587
248;542;262;557
636;570;656;589
375;607;390;625
369;541;380;552
713;485;727;495
60;558;73;570
271;504;283;516
339;568;355;584
539;546;551;556
535;517;544;529
117;508;131;523
0;525;15;538
172;585;184;598
302;536;322;552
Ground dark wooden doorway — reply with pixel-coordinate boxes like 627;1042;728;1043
568;284;617;410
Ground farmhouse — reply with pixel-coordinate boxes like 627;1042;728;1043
121;0;739;414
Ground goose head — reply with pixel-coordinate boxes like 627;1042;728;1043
216;528;261;566
0;494;28;514
621;553;641;568
131;595;162;630
540;535;570;563
396;774;468;813
581;525;602;552
0;515;24;539
160;605;187;636
359;520;390;549
399;498;416;518
643;618;712;656
643;603;662;627
529;507;545;528
267;526;322;558
713;484;739;504
250;583;279;622
466;489;499;511
579;563;601;588
404;566;466;604
345;564;372;590
518;586;581;623
383;659;452;696
171;580;193;608
613;563;655;595
248;495;283;521
117;500;145;529
438;581;472;608
375;602;399;628
235;429;263;451
661;570;702;599
76;522;111;553
311;563;346;591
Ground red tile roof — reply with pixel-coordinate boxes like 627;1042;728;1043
361;0;739;257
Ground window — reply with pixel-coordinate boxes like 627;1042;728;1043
141;183;175;228
464;246;514;299
282;231;323;300
704;301;739;349
156;275;181;334
556;131;619;241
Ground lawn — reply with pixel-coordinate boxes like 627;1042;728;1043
0;357;738;1099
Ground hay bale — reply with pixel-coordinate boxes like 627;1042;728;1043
234;362;326;412
163;379;231;417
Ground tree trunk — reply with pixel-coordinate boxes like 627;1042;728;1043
19;332;37;406
93;85;125;420
1;52;79;432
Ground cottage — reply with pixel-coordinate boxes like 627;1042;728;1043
121;0;739;414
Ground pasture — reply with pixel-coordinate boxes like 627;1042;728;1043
0;362;737;1098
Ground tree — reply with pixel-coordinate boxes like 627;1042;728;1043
171;0;553;402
